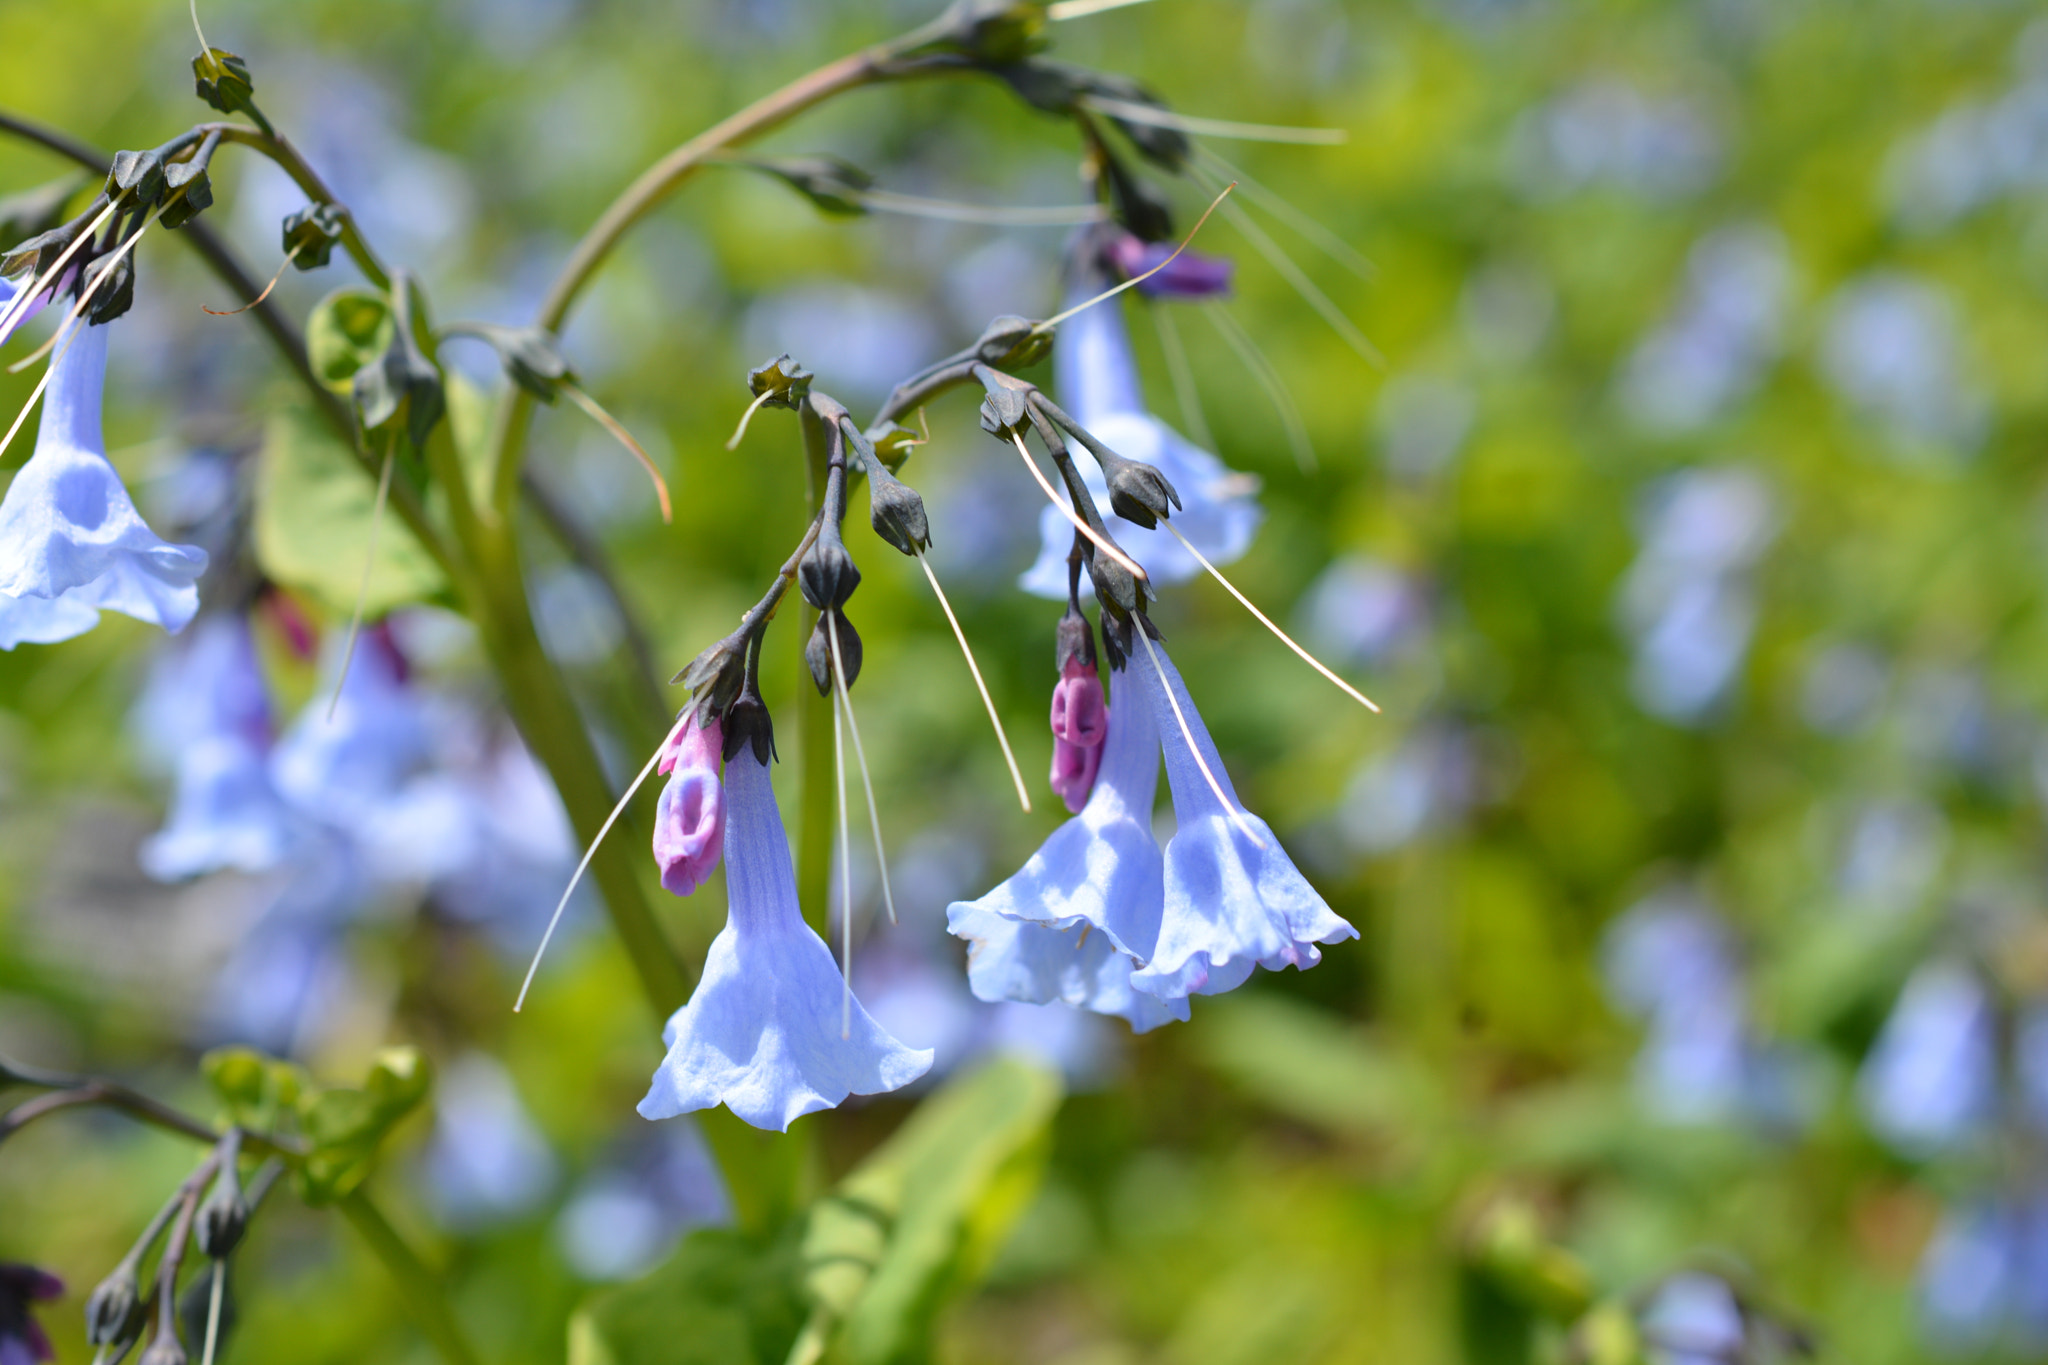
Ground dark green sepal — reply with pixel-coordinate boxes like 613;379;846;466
747;354;813;411
281;204;344;270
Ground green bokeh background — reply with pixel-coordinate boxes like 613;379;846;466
4;0;2047;1361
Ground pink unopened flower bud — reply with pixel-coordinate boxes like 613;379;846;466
1049;659;1108;813
654;718;725;896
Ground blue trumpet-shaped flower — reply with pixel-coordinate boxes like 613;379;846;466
1128;640;1357;999
136;613;303;880
640;749;932;1131
1858;957;1999;1158
947;684;1187;1033
0;316;208;648
1020;278;1260;597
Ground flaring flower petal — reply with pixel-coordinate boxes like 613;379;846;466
0;317;207;646
639;750;931;1131
1128;641;1356;999
950;905;1185;1033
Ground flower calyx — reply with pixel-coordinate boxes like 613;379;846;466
746;353;813;413
673;628;750;727
193;48;268;131
0;177;88;254
844;418;930;556
281;204;345;271
352;275;444;454
745;156;875;218
804;610;863;696
445;322;574;403
1036;394;1181;529
158;130;224;232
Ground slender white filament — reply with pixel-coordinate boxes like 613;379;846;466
1216;194;1381;367
1048;0;1155;18
516;710;692;1012
1008;431;1148;581
1150;302;1213;449
1203;301;1315;472
560;381;671;523
1161;521;1380;713
832;672;852;1039
828;610;897;925
1195;149;1375;281
724;387;775;451
917;554;1031;813
1135;624;1266;849
325;441;394;724
200;1261;225;1365
1080;96;1348;145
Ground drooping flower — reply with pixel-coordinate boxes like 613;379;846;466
1105;232;1235;300
269;625;431;827
1916;1190;2048;1353
1858;957;2000;1158
0;1263;62;1365
1127;639;1357;999
0;315;208;649
134;613;302;880
948;676;1186;1033
652;718;725;896
1020;271;1261;597
1048;655;1107;813
639;748;932;1131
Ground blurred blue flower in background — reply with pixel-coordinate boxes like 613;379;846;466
1620;224;1791;433
1509;79;1722;201
1858;958;1999;1159
1618;466;1777;725
422;1052;559;1230
1818;273;1987;460
1917;1192;2048;1354
555;1121;731;1282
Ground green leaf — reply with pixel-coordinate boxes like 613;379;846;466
567;1229;807;1365
253;404;447;617
200;1046;308;1137
294;1047;432;1206
1192;992;1443;1136
306;288;394;393
801;1055;1062;1365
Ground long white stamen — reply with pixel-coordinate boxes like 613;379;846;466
1195;149;1375;281
724;387;775;451
325;440;393;723
1008;431;1148;581
828;610;896;926
0;200;119;345
832;671;852;1039
1135;624;1266;850
561;381;671;523
1048;0;1154;18
917;554;1030;813
1080;96;1348;146
189;0;209;53
1203;301;1315;472
0;205;170;467
1034;184;1235;334
1150;302;1213;449
858;191;1106;226
1217;194;1381;367
200;1261;225;1365
1161;521;1380;714
516;710;691;1012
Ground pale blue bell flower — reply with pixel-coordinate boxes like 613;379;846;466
270;629;432;829
947;673;1186;1032
639;750;933;1131
1858;958;2000;1158
137;614;305;881
1128;641;1357;999
1020;283;1260;598
0;315;208;648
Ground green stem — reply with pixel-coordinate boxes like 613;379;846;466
338;1190;485;1365
202;122;391;288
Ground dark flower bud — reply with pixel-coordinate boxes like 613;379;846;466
1102;153;1174;244
446;323;574;403
281;204;345;272
974;315;1051;371
85;252;135;326
138;1330;188;1365
0;177;87;255
804;611;863;696
721;683;776;765
748;156;874;218
194;1187;247;1259
908;0;1047;64
799;526;861;611
672;629;750;720
105;149;168;212
353;311;444;454
1054;605;1096;675
1088;547;1142;618
1;219;81;280
1096;603;1135;672
843;422;928;555
746;354;812;412
84;1264;145;1345
867;420;922;472
192;48;258;122
158;132;222;232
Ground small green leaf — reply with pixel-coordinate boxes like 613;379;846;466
294;1047;432;1206
253;404;447;617
567;1229;806;1365
307;288;394;393
802;1055;1062;1365
200;1046;308;1136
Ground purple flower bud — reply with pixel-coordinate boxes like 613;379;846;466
0;1263;61;1365
1106;232;1234;299
1049;657;1108;814
654;719;725;898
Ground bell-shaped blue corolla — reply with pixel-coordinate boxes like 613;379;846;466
136;614;304;880
1128;640;1356;999
1858;958;2000;1158
639;749;932;1132
0;316;208;649
946;676;1185;1032
270;627;432;829
1020;282;1260;599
